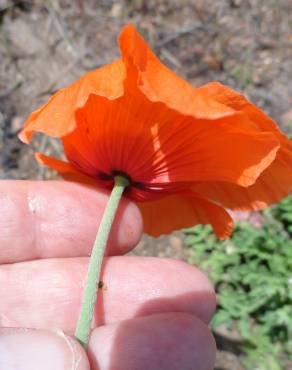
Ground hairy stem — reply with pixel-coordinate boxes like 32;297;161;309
75;175;129;346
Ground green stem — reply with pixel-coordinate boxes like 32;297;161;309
75;175;129;346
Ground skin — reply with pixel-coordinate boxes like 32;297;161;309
0;181;216;370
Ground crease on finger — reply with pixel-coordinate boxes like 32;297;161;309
55;330;90;370
27;183;42;260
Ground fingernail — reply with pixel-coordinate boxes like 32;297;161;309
0;328;89;370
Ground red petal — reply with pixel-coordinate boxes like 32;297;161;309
137;192;233;239
36;153;97;186
62;92;279;189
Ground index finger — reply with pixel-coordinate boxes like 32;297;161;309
0;181;143;263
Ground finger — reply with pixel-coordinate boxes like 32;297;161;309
0;180;143;263
0;328;89;370
88;312;216;370
0;256;216;333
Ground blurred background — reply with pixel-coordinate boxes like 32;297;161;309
0;1;291;369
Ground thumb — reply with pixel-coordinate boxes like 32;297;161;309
0;328;89;370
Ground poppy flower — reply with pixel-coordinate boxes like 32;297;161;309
19;24;292;240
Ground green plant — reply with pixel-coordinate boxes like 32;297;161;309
228;65;253;87
185;196;292;370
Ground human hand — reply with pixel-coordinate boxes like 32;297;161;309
0;181;216;370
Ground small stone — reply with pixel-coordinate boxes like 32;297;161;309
110;3;123;18
281;109;292;131
10;116;23;134
169;235;183;250
0;0;10;10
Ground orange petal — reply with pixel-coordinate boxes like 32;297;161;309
137;192;233;239
196;82;292;204
119;25;236;120
194;158;292;211
19;60;125;143
198;81;292;152
62;92;279;188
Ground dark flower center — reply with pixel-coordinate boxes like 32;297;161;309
98;170;146;191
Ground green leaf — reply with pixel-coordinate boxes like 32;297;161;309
185;193;292;369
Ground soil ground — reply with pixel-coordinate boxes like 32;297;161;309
0;1;291;369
